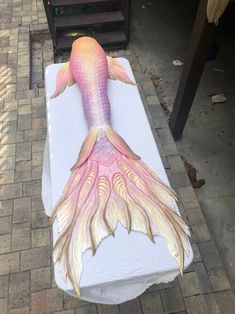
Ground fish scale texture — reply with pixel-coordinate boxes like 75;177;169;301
70;37;111;128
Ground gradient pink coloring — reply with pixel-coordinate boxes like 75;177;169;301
50;37;190;297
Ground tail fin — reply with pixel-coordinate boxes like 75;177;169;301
51;126;190;297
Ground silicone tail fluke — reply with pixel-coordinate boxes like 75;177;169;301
51;126;191;297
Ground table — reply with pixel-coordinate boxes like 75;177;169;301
42;58;193;304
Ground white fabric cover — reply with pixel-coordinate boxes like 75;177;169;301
42;58;193;304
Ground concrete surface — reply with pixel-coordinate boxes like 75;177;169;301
130;0;235;289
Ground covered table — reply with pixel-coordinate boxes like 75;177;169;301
42;58;193;304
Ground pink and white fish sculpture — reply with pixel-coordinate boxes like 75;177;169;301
50;36;190;296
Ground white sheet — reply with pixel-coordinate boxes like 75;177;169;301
42;58;193;304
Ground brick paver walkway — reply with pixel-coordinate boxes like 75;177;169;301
0;1;235;313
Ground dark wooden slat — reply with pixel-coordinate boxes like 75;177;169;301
96;30;126;44
169;0;215;140
51;0;117;7
121;0;131;40
43;0;55;37
55;11;124;28
56;30;127;49
51;0;115;7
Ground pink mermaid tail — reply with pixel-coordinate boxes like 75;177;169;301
50;37;190;297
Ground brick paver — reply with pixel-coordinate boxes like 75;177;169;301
0;1;234;313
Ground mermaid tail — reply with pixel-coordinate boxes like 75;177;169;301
50;49;190;297
51;125;191;297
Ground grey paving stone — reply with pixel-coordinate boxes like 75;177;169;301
9;271;30;309
32;139;45;153
32;165;43;180
0;200;13;217
178;187;200;210
0;183;22;200
24;128;46;141
54;311;75;314
18;104;32;115
191;224;211;242
0;170;15;185
75;305;98;314
152;132;164;155
0;252;20;275
167;155;185;174
31;267;51;292
191;243;202;263
162;142;179;156
11;221;31;251
16;142;31;161
0;298;7;314
15;160;32;182
169;172;191;189
2;121;17;133
32;97;45;108
23;180;41;196
13;197;31;223
194;262;213;292
140;291;165;314
3;100;17;112
142;80;156;96
9;307;30;314
147;95;160;106
32;227;50;247
97;304;119;314
208;269;231;292
0;216;11;235
0;131;24;144
154;117;169;129
161;287;185;313
32;211;50;229
0;234;11;254
16;77;29;90
185;207;205;226
198;241;223;270
161;155;170;169
18;113;32;130
179;263;212;297
119;298;142;314
32;106;46;118
184;262;195;274
215;290;235;314
0;111;17;123
0;274;9;298
32;195;44;212
20;246;50;271
0;144;16;157
63;293;89;310
31;288;63;313
185;294;221;314
157;128;175;144
32;152;43;167
32;117;47;129
149;106;166;120
17;90;35;100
